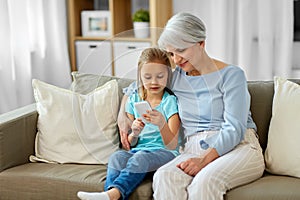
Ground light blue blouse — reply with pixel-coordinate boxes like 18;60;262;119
171;65;256;156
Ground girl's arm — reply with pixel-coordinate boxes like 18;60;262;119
127;113;144;146
146;110;180;150
160;113;181;150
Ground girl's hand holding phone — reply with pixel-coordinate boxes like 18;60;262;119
143;110;166;129
134;101;166;129
131;118;145;137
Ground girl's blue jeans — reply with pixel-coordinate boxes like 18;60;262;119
104;149;175;200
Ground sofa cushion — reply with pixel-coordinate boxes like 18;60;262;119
0;163;153;200
247;81;274;151
264;77;300;178
247;79;300;151
0;163;105;200
31;79;120;164
225;173;300;200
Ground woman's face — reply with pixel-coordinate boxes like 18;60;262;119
166;42;203;73
140;62;169;95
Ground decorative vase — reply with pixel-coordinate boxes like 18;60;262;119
133;22;150;38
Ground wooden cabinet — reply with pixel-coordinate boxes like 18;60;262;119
67;0;173;73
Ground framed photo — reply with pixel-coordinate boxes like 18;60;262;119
81;11;111;37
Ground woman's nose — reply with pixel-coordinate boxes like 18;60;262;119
172;53;182;64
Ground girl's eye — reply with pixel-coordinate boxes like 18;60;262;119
143;75;151;80
157;74;164;79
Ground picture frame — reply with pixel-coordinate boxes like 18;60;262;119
81;11;111;37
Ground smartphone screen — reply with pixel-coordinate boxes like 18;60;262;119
134;101;152;123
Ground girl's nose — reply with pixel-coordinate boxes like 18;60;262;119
151;78;158;84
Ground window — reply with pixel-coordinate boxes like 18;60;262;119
294;0;300;41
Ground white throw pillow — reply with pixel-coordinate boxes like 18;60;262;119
30;79;120;164
265;77;300;178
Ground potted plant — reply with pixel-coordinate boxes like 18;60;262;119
132;9;150;38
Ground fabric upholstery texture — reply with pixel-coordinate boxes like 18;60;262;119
0;104;37;172
264;77;300;178
31;79;120;164
0;163;153;200
225;173;300;200
70;71;134;95
0;163;106;199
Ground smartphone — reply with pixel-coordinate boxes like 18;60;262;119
134;101;152;123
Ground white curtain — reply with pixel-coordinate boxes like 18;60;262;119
173;0;294;80
0;0;71;114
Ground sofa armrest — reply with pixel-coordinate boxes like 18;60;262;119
0;104;38;172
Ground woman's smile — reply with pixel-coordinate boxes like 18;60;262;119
179;61;189;68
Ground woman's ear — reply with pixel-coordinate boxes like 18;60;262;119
195;41;205;49
199;41;205;48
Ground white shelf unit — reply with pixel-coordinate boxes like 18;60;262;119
75;40;113;76
113;41;151;79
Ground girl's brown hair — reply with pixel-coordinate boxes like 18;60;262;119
137;47;173;100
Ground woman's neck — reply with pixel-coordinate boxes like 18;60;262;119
188;56;227;76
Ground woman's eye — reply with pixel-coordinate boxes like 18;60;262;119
143;76;151;80
176;48;185;53
157;74;164;79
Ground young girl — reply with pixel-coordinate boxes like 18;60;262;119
77;47;181;200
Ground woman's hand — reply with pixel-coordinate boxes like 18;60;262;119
177;148;219;176
176;157;206;176
117;95;132;150
143;109;166;129
118;115;132;150
131;118;145;136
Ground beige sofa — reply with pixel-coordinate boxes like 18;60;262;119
1;75;300;200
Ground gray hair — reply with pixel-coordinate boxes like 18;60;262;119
158;12;206;50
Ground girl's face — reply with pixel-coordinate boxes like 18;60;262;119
140;62;169;95
166;42;203;73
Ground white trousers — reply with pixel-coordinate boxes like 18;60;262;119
153;129;265;200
